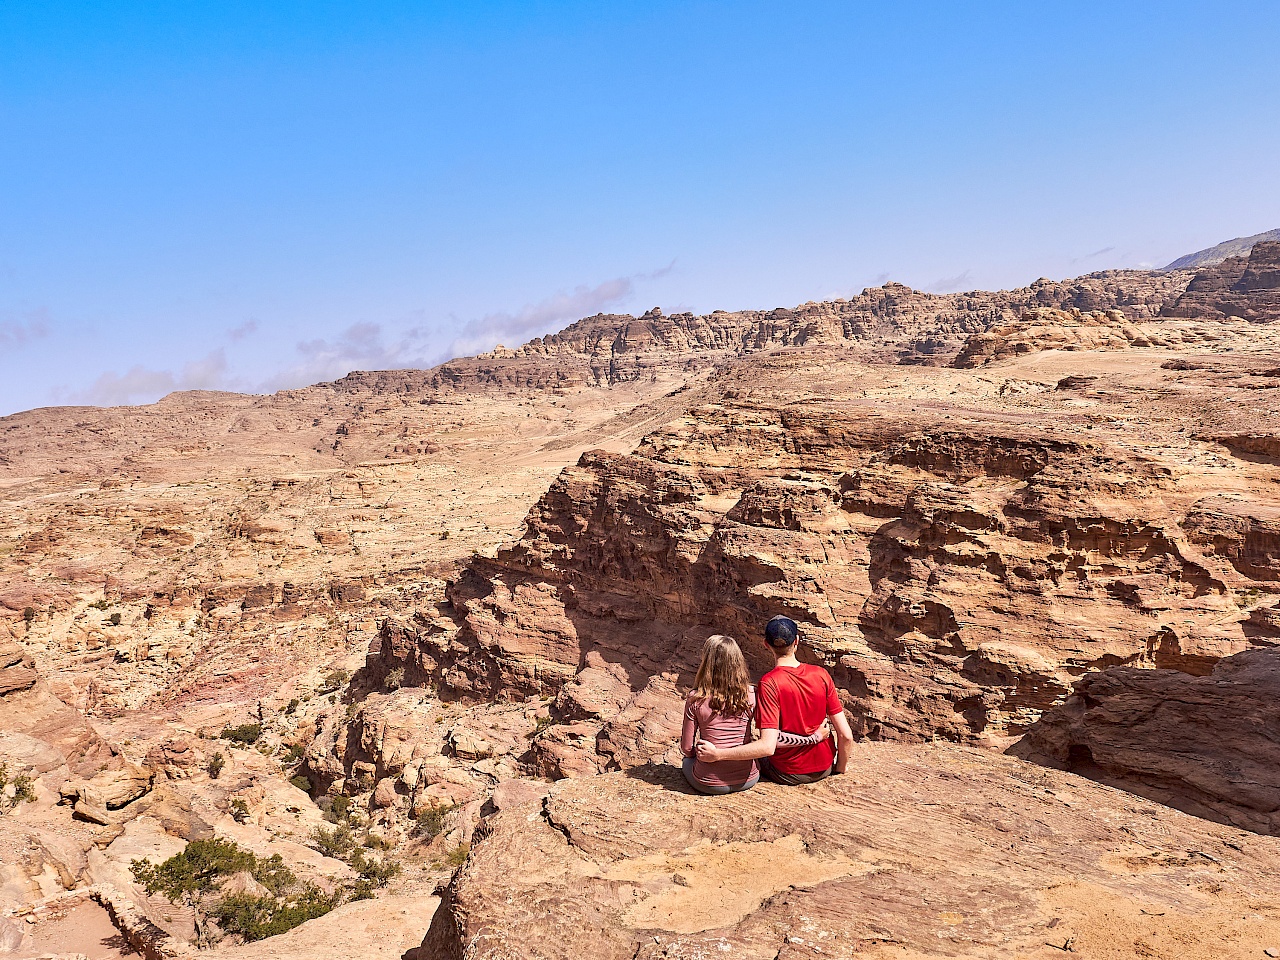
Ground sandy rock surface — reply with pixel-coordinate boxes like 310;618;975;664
419;743;1280;960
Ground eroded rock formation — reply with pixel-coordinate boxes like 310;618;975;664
1163;240;1280;322
377;334;1280;776
1013;648;1280;836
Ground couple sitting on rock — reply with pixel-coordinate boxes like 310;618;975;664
680;616;854;795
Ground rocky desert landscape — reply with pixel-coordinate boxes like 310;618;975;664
4;236;1280;960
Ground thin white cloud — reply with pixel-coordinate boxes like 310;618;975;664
227;319;259;341
443;276;635;358
1070;245;1116;265
69;349;231;407
0;308;51;349
263;322;423;390
261;264;676;390
923;269;974;293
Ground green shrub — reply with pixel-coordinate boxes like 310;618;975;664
282;742;306;764
413;803;456;841
530;714;555;737
220;723;262;745
318;669;349;694
207;752;226;779
446;843;470;868
131;838;257;899
229;799;250;824
289;775;312;794
320;793;352;823
0;763;37;812
284;698;300;715
210;886;336;941
350;849;401;887
384;667;405;691
311;824;356;859
343;878;377;902
90;599;110;611
22;606;35;624
108;612;122;626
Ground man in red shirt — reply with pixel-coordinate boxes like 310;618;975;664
696;616;854;784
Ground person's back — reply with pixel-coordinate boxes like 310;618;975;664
682;688;757;790
679;634;762;795
756;661;841;780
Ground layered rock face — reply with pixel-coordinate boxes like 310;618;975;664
372;322;1280;780
415;743;1280;960
1163;240;1280;322
1014;648;1280;835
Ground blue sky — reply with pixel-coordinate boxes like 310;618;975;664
1;1;1278;415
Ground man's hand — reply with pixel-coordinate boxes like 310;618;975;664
812;717;831;739
695;739;721;762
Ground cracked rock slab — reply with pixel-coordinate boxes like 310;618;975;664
414;742;1280;960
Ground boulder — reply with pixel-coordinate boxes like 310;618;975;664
1013;648;1280;835
370;777;400;809
63;762;155;814
0;641;37;696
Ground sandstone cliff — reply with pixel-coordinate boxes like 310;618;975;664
1162;240;1280;322
1013;648;1280;836
371;333;1280;780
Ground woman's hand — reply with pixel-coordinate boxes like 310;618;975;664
695;739;721;763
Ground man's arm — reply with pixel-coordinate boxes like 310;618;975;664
830;709;854;774
696;727;778;763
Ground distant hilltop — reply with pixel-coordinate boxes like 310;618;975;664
1164;227;1280;271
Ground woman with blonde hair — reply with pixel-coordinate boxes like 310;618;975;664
680;634;827;795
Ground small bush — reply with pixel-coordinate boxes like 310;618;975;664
362;832;391;851
220;723;262;745
530;714;555;737
413;803;456;841
282;742;306;764
289;775;312;794
229;799;250;824
319;669;349;694
210;886;336;942
207;752;226;779
22;606;35;624
343;878;377;901
351;849;401;887
90;599;110;611
446;843;470;868
131;838;257;899
384;667;405;691
284;698;300;715
0;763;37;812
311;824;356;859
108;612;122;626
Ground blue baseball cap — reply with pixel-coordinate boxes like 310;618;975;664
765;615;799;647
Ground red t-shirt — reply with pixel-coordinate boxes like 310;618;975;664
755;663;842;775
